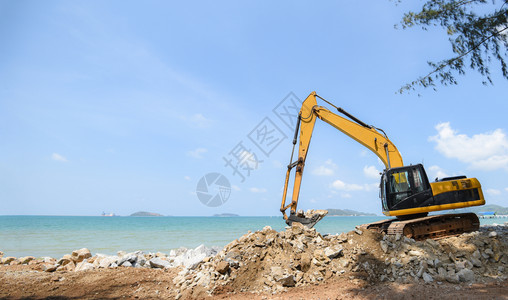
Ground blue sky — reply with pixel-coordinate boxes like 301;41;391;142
1;1;507;216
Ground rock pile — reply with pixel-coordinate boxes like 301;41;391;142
175;222;507;297
375;224;507;284
0;245;219;273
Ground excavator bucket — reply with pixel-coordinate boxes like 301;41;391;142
285;209;328;228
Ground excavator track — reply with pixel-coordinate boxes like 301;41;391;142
361;213;480;241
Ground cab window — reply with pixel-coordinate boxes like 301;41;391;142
388;171;411;193
412;168;425;193
387;171;411;207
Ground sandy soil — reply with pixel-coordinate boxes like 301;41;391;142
0;264;506;300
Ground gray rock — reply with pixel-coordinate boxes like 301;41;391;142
149;257;171;269
425;239;439;248
455;261;466;271
118;253;137;266
488;231;498;238
416;266;425;278
422;272;433;283
446;272;460;284
121;261;132;267
137;255;147;267
437;267;447;279
225;258;240;268
434;258;442;268
99;256;118;268
470;258;482;268
380;241;389;253
457;268;474;282
172;244;217;269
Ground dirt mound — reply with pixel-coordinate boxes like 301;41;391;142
178;222;507;298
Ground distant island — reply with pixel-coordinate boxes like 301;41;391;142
130;211;163;217
326;208;376;216
213;213;239;217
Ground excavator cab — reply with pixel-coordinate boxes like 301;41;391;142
380;164;433;218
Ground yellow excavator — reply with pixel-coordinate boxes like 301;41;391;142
280;92;485;240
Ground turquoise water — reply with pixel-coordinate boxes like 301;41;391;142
0;216;502;258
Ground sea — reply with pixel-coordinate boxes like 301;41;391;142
0;215;503;258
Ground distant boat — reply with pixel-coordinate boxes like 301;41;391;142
101;211;116;217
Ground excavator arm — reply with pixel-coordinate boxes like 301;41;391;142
280;92;403;226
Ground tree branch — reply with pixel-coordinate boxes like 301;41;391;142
401;25;508;93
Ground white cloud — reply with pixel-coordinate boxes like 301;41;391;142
505;187;508;193
181;113;212;128
232;185;241;191
486;189;501;196
312;159;337;176
331;179;361;191
429;122;508;171
330;179;377;192
249;187;267;193
184;176;191;181
51;153;68;162
312;166;334;176
340;193;352;199
363;165;380;179
238;150;262;170
186;148;207;159
428;165;449;180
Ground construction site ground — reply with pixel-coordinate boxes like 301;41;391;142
0;263;506;299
